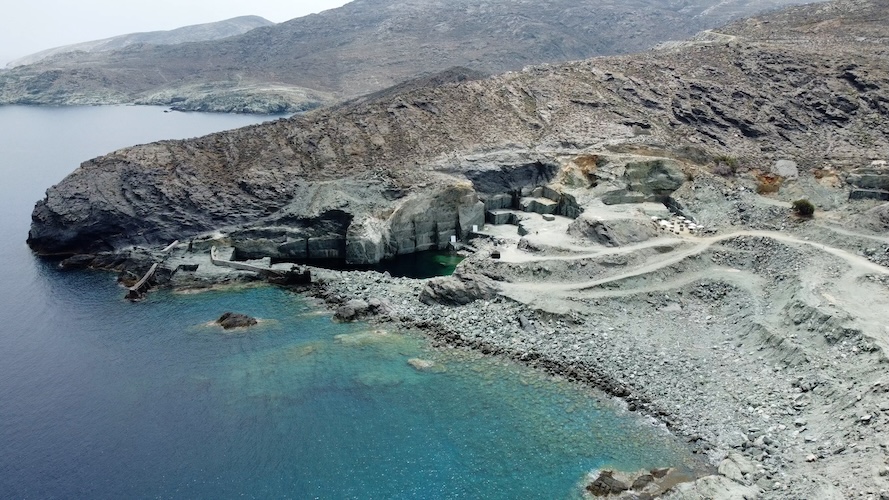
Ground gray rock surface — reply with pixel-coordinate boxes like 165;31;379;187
419;272;499;306
335;299;370;322
22;7;889;496
856;202;889;232
567;213;659;247
665;475;759;499
847;166;889;191
772;160;799;179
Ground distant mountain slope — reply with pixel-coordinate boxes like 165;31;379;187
0;0;819;113
6;16;274;68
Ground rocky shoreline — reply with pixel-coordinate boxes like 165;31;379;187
50;155;889;499
295;228;889;499
54;180;889;499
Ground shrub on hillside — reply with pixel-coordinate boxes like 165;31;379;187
792;199;815;218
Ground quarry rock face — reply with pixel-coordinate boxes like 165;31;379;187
600;159;687;205
847;166;889;191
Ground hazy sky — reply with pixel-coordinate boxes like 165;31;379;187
0;0;352;65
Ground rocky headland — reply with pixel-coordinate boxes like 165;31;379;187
4;16;273;68
26;0;889;498
0;0;818;113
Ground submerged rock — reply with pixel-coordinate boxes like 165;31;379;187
583;467;696;498
586;470;630;496
216;312;258;329
407;358;436;371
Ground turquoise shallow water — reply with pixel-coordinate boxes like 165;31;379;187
4;276;693;498
0;105;695;498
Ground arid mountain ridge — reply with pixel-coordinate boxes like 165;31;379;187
5;16;273;68
1;0;816;113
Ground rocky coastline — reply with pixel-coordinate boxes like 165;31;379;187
60;173;889;498
25;1;889;497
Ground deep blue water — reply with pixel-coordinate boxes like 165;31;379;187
0;105;694;498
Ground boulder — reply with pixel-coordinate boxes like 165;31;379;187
856;202;889;231
518;314;536;333
419;272;499;306
631;474;655;490
217;312;258;329
367;297;395;316
584;467;689;498
335;299;370;322
718;457;746;484
772;159;799;179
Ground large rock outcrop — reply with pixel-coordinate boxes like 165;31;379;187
419;272;500;306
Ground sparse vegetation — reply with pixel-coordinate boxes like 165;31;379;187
792;199;815;217
712;155;739;176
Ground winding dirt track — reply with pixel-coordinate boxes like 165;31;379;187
499;229;889;343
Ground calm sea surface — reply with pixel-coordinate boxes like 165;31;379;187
0;105;694;498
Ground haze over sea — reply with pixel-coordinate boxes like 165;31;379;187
0;105;694;498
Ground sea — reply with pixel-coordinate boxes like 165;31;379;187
0;105;695;499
